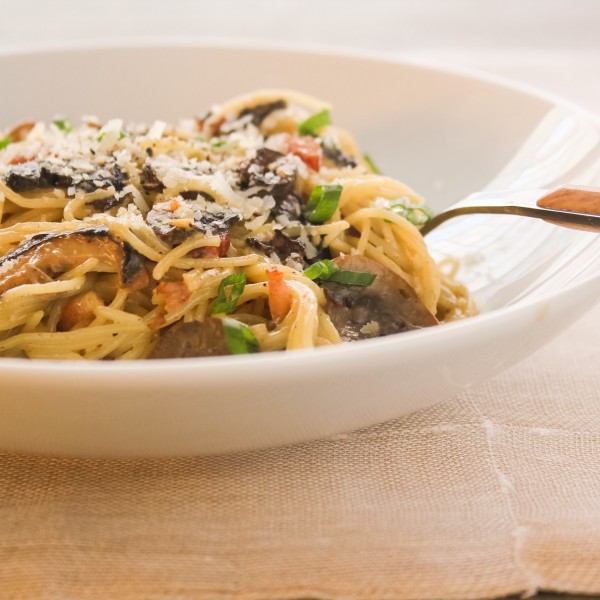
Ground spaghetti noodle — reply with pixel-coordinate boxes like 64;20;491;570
0;90;475;359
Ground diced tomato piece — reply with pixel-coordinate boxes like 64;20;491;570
7;121;34;142
211;117;226;136
57;291;103;331
156;280;191;313
190;233;231;259
266;266;292;321
287;135;322;171
8;155;34;165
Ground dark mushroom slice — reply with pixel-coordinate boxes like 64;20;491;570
246;229;306;264
148;318;230;358
74;164;129;194
322;142;357;168
146;205;193;246
322;255;438;342
238;147;296;198
4;161;129;209
146;203;241;247
57;290;104;331
139;163;165;195
4;162;73;193
238;99;287;127
270;191;303;222
6;121;35;143
193;209;241;236
0;226;149;296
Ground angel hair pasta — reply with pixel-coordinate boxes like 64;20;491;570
0;90;475;359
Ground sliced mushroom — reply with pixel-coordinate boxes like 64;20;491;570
322;255;438;341
238;148;296;198
146;205;193;246
7;121;35;143
140;163;165;195
322;142;357;168
4;161;129;202
148;318;230;358
246;229;306;264
57;291;104;331
238;100;287;126
146;202;240;248
0;226;149;295
4;163;73;193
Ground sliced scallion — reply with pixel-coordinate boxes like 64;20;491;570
53;118;73;133
303;259;339;281
306;184;342;224
298;108;331;137
388;198;434;227
222;318;260;355
0;137;12;150
363;153;381;174
303;259;376;286
328;270;376;286
211;273;247;314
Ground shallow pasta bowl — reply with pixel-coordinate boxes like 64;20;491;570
1;41;599;457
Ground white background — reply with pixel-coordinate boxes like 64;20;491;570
1;0;599;112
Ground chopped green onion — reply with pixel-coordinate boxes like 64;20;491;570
98;130;126;142
211;273;247;314
328;270;376;286
304;259;376;286
303;259;339;280
222;318;260;355
211;139;226;147
53;118;73;133
363;153;381;174
306;184;343;223
298;108;331;137
0;137;12;150
387;197;434;227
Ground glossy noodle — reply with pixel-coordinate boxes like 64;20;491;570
0;90;475;359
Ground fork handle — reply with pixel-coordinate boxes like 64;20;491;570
537;185;600;219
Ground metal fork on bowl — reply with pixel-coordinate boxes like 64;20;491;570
420;186;600;235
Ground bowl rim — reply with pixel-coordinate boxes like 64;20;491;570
1;38;599;374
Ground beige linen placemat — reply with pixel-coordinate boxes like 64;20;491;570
1;304;599;600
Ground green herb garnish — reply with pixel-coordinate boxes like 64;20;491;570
328;270;376;286
387;198;434;227
0;137;12;150
53;118;73;133
211;140;226;147
97;130;126;143
298;108;331;137
363;153;381;174
306;184;342;224
211;273;247;315
222;318;260;355
303;259;376;287
303;259;339;281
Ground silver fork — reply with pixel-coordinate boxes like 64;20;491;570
420;186;600;235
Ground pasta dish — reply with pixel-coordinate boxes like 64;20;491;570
0;90;474;359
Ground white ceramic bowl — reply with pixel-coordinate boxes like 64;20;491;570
1;41;599;457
